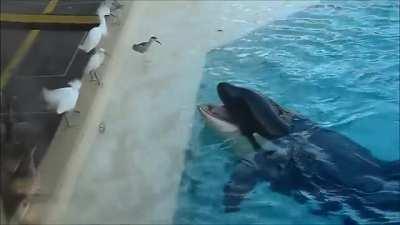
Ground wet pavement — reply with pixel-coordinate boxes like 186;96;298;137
1;0;102;221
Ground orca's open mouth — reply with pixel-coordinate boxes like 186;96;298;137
198;104;235;124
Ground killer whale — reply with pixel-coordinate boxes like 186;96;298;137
198;82;400;224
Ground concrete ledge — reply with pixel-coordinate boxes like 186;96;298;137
17;2;132;224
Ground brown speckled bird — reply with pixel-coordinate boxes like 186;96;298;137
132;36;162;53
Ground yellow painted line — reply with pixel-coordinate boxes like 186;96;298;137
0;30;40;89
1;13;99;25
1;0;59;90
43;0;59;14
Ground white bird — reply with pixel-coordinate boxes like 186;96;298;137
105;0;124;24
42;79;81;126
106;0;123;10
132;36;162;54
84;48;108;85
96;1;122;26
98;1;112;17
78;7;108;53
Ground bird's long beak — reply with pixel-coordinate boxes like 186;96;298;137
104;52;110;57
155;40;162;45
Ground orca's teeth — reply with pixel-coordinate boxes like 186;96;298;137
198;105;211;114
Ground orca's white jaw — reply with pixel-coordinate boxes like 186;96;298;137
198;104;257;157
198;104;239;134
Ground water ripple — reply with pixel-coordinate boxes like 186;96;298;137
176;1;399;224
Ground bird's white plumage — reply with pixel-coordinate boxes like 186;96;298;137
97;2;111;16
105;0;123;10
42;80;81;114
96;4;109;35
84;48;107;74
78;13;107;53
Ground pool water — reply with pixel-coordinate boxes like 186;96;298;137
175;1;399;224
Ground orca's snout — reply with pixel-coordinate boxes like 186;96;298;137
197;104;221;118
197;104;208;116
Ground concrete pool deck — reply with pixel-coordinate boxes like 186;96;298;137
33;1;317;224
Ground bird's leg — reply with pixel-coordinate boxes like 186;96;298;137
9;199;31;225
64;110;81;128
103;52;110;57
93;72;102;86
4;158;23;174
64;113;71;127
89;71;96;81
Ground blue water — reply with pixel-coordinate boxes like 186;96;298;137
175;1;399;224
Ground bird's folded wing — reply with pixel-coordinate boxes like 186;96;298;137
57;92;79;114
43;88;61;108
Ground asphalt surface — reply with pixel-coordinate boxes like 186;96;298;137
1;0;103;221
